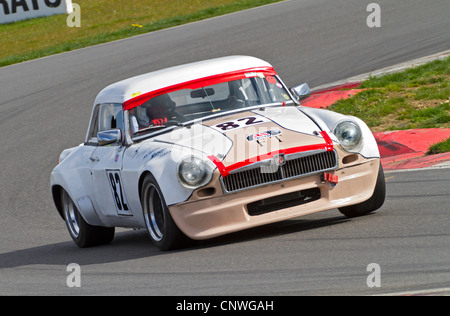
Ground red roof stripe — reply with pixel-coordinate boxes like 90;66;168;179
123;66;276;111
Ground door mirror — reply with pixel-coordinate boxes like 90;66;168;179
290;83;311;101
97;129;122;146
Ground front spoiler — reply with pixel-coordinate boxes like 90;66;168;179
169;159;380;240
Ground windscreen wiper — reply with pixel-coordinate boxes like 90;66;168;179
134;121;184;135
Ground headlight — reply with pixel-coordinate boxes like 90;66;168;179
333;121;363;152
178;156;210;188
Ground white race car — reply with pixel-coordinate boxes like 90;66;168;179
50;56;385;250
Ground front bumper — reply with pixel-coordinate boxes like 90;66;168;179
169;158;380;240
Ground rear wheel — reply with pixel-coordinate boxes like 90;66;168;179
62;190;115;247
338;162;386;218
140;174;190;250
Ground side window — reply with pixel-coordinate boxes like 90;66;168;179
86;103;124;145
98;103;124;132
86;104;100;145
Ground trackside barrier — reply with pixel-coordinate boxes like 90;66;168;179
0;0;73;24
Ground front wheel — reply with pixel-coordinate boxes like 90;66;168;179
338;162;386;218
140;174;190;251
62;190;115;247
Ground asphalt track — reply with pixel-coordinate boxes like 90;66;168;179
0;0;449;296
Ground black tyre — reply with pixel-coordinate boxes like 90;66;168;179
338;162;386;218
140;173;190;250
62;190;115;248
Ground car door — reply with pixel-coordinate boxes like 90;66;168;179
90;145;132;217
89;103;133;218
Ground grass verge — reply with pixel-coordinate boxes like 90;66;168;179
328;57;450;154
427;137;450;155
0;0;283;67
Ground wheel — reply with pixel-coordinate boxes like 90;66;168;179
140;173;190;250
338;162;386;218
61;190;115;248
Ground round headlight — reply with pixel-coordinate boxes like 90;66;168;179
333;121;363;152
178;156;208;188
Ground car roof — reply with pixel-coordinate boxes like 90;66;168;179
94;56;274;106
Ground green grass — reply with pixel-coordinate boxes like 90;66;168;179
397;102;450;127
328;57;450;154
0;0;283;67
359;58;450;88
427;137;450;155
328;57;450;132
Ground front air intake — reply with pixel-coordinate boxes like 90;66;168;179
222;150;337;192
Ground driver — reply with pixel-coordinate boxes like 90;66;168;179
130;94;176;133
145;94;176;126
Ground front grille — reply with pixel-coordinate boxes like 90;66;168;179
222;150;337;192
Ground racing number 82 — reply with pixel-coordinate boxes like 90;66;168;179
215;116;264;131
107;171;129;212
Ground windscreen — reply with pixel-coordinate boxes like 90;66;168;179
128;75;292;136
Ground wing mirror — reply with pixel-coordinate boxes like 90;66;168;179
97;129;122;146
290;83;311;101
